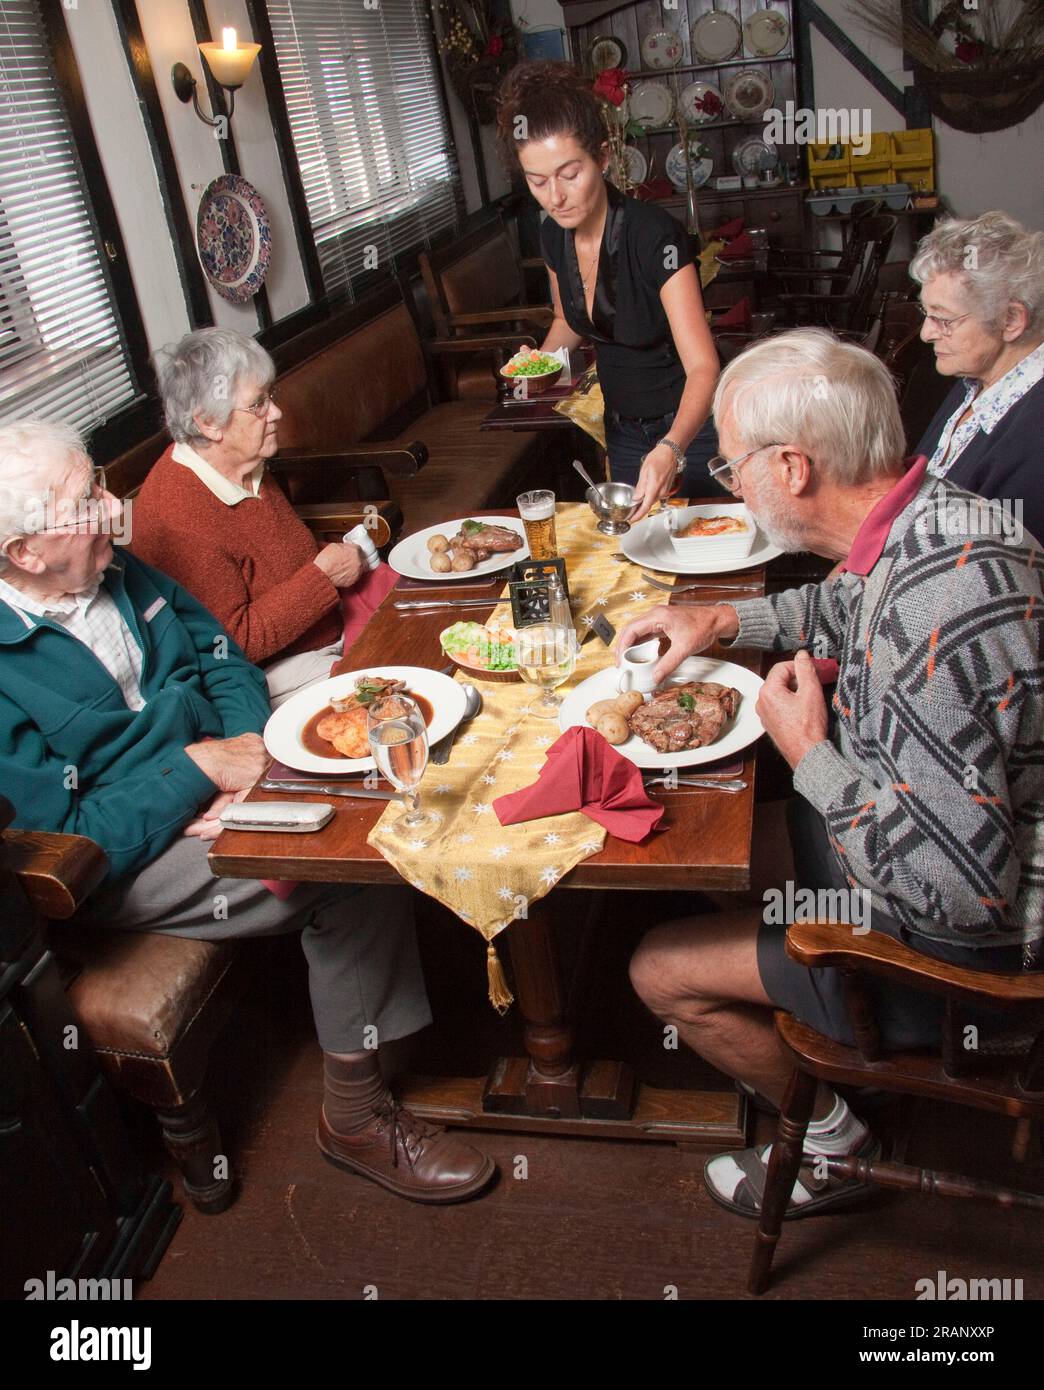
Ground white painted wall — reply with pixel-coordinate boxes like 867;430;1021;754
63;1;191;357
815;0;1044;229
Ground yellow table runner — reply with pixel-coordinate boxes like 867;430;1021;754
367;503;673;1009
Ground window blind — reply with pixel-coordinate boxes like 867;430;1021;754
0;0;138;430
266;0;463;302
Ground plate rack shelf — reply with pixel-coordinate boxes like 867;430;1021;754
561;0;806;247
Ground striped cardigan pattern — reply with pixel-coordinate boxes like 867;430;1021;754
734;476;1044;951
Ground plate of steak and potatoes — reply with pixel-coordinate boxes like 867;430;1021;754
558;657;765;769
389;516;529;581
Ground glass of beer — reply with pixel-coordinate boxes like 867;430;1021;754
516;490;558;560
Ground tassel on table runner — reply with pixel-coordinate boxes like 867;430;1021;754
485;936;514;1014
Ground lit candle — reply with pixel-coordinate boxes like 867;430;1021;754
199;30;261;88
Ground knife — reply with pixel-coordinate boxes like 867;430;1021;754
259;779;403;801
393;596;503;611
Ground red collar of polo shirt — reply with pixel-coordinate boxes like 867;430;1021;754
838;456;928;576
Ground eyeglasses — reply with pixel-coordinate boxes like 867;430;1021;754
233;387;277;418
3;467;114;546
916;306;973;337
707;443;785;492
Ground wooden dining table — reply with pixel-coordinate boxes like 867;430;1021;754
209;510;766;1150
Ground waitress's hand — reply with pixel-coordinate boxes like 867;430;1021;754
630;443;680;524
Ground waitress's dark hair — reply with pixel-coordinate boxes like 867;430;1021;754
495;61;607;171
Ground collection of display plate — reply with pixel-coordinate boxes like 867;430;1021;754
588;8;790;76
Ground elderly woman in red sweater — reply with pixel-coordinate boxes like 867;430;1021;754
132;329;394;706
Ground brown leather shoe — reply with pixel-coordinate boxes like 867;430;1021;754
316;1101;496;1203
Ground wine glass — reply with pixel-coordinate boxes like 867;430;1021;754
516;623;577;719
366;693;442;846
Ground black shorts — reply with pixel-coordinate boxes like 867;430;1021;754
756;796;1028;1050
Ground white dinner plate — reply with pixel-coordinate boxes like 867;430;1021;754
263;666;468;774
724;68;774;121
629;81;674;129
389;515;528;582
620;505;783;574
559;656;765;770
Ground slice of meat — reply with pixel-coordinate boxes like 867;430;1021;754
315;705;370;758
627;681;740;753
451;524;523;554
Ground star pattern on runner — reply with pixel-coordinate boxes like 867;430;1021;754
539;865;561;887
454;865;473;882
490;844;511;860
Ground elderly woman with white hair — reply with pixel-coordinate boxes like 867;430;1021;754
131;328;396;707
912;210;1044;544
617;327;1044;1222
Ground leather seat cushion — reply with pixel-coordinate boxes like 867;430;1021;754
382;400;549;535
55;928;239;1058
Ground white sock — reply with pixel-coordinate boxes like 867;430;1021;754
706;1091;868;1207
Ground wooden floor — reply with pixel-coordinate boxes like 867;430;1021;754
135;893;1043;1302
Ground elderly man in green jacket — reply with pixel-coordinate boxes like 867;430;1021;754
0;419;494;1205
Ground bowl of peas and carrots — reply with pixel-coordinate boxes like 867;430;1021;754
499;346;564;394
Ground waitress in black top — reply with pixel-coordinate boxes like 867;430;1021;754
496;61;721;522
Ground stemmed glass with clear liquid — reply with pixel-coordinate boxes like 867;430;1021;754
367;693;442;846
516;623;577;719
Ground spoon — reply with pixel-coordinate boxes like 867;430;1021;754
430;683;482;764
572;458;601;493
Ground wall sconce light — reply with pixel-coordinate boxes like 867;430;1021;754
171;27;261;126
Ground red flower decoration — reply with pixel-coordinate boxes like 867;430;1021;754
594;67;628;107
694;91;722;116
486;34;504;58
955;38;984;64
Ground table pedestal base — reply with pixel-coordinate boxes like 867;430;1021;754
399;1071;748;1147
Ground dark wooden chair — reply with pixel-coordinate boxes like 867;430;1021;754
749;921;1044;1294
769;214;898;335
419;215;553;400
4;821;249;1217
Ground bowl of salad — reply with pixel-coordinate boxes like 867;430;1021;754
439;621;519;678
499;346;565;395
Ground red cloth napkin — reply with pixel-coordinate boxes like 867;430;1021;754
711;216;745;240
493;726;664;843
714;296;752;329
717;231;754;262
340;562;400;654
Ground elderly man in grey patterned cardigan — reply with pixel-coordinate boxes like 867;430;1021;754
619;328;1044;1221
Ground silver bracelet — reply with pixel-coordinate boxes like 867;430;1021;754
656;436;686;474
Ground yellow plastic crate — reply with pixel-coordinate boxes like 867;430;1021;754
850;131;891;186
807;140;853;190
889;128;934;191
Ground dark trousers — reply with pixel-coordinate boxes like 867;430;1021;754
604;409;727;499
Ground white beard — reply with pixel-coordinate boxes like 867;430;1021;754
748;503;810;553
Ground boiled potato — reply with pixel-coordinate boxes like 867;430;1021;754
427;534;449;553
451;550;477;572
614;691;645;718
586;699;622;725
593;712;630;745
429;552;452;573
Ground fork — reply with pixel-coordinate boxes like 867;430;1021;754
643;775;748;793
640;573;762;594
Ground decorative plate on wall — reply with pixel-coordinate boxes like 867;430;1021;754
623;145;648;184
630;81;675;130
588;34;627;75
679;80;725;125
691;11;742;63
724;68;775;121
744;8;790;58
196;174;272;304
641;29;683;69
666;140;713;192
732;136;779;178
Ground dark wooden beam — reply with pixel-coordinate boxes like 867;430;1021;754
797;0;907;118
